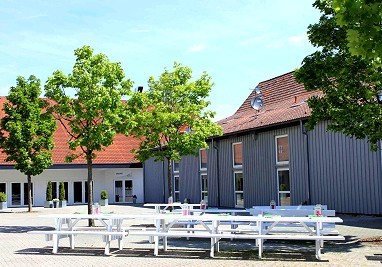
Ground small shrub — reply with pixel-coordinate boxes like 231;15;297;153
46;181;53;201
101;190;108;200
59;182;65;201
0;192;6;202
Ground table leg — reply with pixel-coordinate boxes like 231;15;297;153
52;233;58;254
315;222;322;260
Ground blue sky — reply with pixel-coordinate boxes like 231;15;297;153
0;0;321;121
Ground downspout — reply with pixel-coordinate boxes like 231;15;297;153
301;120;311;205
162;161;166;203
212;138;221;207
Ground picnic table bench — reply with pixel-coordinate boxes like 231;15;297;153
28;211;344;260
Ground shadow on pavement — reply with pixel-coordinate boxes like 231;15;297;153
0;225;53;233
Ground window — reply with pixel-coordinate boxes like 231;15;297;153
201;174;208;201
11;182;33;206
0;183;6;195
234;171;244;207
277;169;290;206
173;160;180;173
232;142;243;167
114;179;134;203
275;135;289;164
199;149;207;170
174;175;180;202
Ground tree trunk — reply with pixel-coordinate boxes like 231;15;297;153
27;174;32;212
87;152;94;227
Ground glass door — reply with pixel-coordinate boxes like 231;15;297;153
278;169;291;206
11;183;33;206
114;179;134;203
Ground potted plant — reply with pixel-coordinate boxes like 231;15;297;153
53;198;59;208
59;182;67;208
44;181;53;208
0;192;7;210
100;190;108;206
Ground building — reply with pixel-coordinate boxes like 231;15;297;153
0;97;144;207
144;72;382;215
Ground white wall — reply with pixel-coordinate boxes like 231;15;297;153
0;166;143;207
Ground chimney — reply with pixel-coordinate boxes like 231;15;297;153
294;96;298;103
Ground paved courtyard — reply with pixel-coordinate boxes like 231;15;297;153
0;204;381;266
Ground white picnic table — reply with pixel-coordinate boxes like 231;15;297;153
127;213;344;259
37;213;131;254
29;211;344;260
144;202;201;213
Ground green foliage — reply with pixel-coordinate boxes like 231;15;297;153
128;62;222;196
45;45;133;217
100;190;108;200
295;0;382;151
327;0;382;64
46;181;53;201
0;192;6;202
0;75;57;175
59;181;65;201
45;45;133;162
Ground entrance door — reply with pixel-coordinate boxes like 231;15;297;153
11;182;33;206
114;179;134;203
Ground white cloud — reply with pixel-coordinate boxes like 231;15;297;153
187;44;206;53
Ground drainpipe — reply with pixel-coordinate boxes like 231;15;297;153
162;161;166;203
212;138;221;207
301;120;311;205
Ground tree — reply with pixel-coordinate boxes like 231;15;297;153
46;181;53;201
59;181;65;201
326;0;382;63
128;62;222;201
0;76;56;212
45;46;133;223
295;0;382;150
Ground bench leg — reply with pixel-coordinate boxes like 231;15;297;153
258;238;263;259
154;236;159;256
163;236;168;251
210;238;215;258
315;240;321;260
69;235;75;249
52;234;59;254
118;237;123;250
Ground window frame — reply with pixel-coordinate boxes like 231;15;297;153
200;173;208;201
174;174;180;202
275;134;289;165
233;171;244;208
232;142;243;168
277;167;291;206
199;148;207;171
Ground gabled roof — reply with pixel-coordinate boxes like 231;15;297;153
0;97;140;165
218;72;320;135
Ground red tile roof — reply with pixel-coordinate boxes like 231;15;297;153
218;72;320;135
0;97;140;165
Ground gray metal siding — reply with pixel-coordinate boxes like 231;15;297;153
144;121;382;214
179;155;200;203
308;121;382;214
143;158;166;203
